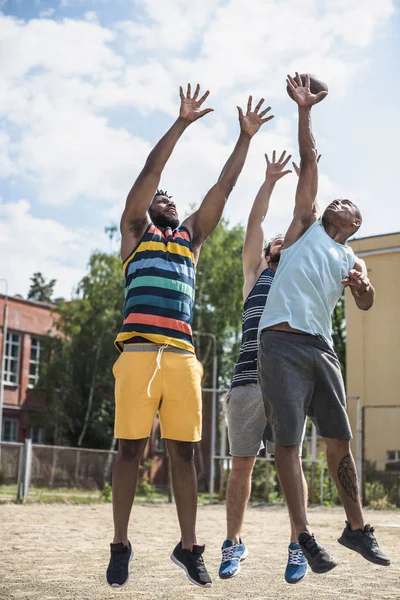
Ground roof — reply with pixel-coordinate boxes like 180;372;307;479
0;293;56;310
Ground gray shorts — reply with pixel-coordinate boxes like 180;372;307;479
226;384;275;456
258;330;352;446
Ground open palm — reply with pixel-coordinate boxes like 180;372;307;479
265;150;292;183
237;96;274;137
179;83;214;122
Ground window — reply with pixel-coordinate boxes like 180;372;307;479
3;331;21;385
2;418;19;442
386;451;400;465
30;426;44;445
28;337;41;388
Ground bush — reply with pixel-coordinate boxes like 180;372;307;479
101;482;112;503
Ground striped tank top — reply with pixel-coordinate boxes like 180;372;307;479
115;223;196;353
230;268;275;388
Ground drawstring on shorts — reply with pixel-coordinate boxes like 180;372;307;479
147;344;169;397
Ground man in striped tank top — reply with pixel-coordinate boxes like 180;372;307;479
218;152;308;584
106;83;274;589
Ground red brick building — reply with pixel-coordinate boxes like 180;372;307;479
0;294;57;443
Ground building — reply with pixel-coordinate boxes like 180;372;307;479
0;294;57;444
346;232;400;472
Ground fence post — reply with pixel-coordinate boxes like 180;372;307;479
264;460;270;503
17;439;33;502
16;444;24;502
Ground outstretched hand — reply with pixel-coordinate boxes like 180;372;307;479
237;96;274;138
292;153;321;177
341;269;371;296
287;73;328;108
179;83;214;123
265;150;292;183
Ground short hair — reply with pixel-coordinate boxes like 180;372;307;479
153;189;173;201
263;234;284;257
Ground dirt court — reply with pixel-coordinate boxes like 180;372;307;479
1;503;400;600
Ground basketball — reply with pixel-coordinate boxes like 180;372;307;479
287;73;328;103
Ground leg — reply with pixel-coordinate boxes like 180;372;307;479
166;439;198;549
289;457;308;542
324;438;364;530
226;456;256;544
112;438;148;544
275;444;311;537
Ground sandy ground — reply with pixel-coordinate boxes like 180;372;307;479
1;503;400;600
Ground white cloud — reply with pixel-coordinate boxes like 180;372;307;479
0;198;104;298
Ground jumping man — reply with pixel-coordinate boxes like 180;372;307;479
218;151;308;584
106;84;273;589
258;73;390;573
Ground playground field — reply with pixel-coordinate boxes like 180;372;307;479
1;503;400;600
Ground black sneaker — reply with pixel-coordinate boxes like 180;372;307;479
171;542;212;588
106;541;133;588
338;522;390;566
298;532;337;574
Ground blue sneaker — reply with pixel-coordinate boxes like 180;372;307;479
218;539;248;579
285;542;308;584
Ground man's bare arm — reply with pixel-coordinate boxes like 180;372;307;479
283;74;327;249
184;97;274;251
120;84;213;259
243;151;291;285
342;257;375;311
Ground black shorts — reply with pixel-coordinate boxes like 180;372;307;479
258;330;352;446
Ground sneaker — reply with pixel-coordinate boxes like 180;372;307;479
106;541;133;588
285;542;308;584
171;542;212;588
298;532;337;574
218;538;249;579
338;522;390;566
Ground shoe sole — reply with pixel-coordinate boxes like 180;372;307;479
218;547;249;580
338;536;391;566
285;564;308;584
310;560;338;574
170;553;212;588
107;550;134;589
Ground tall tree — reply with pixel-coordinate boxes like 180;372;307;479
28;272;56;303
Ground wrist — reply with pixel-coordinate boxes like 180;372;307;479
239;130;252;141
176;116;191;129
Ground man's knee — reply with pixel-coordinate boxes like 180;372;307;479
231;456;256;475
275;443;301;456
118;438;147;461
166;440;195;463
324;438;351;453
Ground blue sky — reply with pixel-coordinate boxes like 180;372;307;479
0;0;399;298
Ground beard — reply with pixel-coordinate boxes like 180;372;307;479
269;251;281;265
150;212;180;230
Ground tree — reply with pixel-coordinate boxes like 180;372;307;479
332;295;346;378
39;252;125;448
28;272;56;303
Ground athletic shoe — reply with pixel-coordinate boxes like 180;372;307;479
171;542;212;588
298;532;337;574
285;542;308;584
106;541;133;588
338;521;390;566
218;538;249;579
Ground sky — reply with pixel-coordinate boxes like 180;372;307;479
0;0;399;299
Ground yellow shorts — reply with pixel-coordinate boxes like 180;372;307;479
113;345;203;442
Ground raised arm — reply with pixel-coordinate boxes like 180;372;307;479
242;150;291;293
183;96;274;253
342;256;375;311
283;73;327;249
120;84;213;259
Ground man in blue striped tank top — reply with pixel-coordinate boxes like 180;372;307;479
106;83;274;589
258;73;389;573
218;152;307;584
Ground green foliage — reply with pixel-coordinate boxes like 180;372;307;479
101;482;113;503
332;296;346;377
38;251;125;448
194;219;245;387
250;460;284;503
28;272;56;303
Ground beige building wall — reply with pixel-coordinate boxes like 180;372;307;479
346;232;400;471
